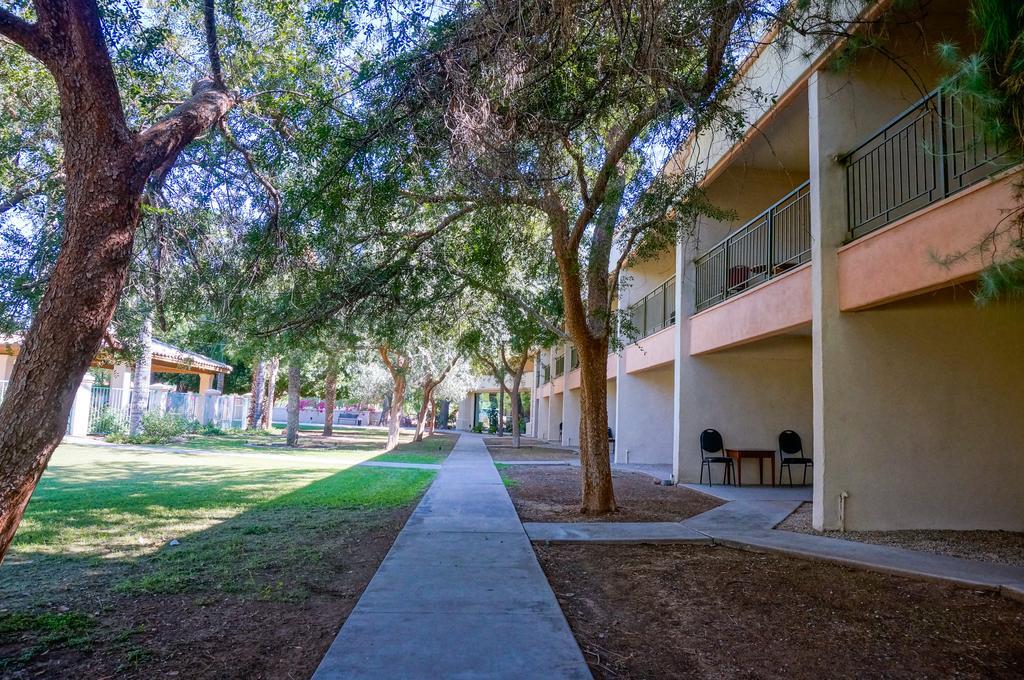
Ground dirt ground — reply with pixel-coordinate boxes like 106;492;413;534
501;465;721;522
0;507;412;679
488;443;580;461
536;543;1024;679
778;502;1024;567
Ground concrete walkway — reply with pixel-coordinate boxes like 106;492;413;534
525;521;710;544
523;480;1024;600
312;433;591;679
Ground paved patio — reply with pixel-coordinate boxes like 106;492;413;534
312;433;591;679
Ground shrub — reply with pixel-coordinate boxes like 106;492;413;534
108;412;192;445
471;423;483;433
201;422;225;436
91;407;125;436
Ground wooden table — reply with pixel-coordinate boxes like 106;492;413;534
724;449;776;486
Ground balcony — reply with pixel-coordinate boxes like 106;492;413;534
694;181;811;313
554;355;564;378
627;277;676;340
844;88;1014;240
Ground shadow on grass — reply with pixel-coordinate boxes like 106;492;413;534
0;448;438;674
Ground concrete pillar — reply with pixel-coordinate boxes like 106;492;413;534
68;373;95;437
109;362;132;417
672;241;685;482
456;393;474;430
110;363;132;390
561;343;580;447
148;383;173;415
201;389;221;425
199;373;214;394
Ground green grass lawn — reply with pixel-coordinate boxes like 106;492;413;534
173;426;457;465
0;435;446;674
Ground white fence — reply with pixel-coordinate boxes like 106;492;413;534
87;386;250;434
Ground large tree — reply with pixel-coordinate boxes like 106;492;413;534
347;0;764;512
0;0;363;560
0;0;237;558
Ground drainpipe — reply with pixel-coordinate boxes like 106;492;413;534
838;491;849;533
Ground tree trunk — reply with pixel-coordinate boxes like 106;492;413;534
0;0;237;563
128;314;153;436
497;387;505;437
322;354;339;437
428;400;437;436
286;356;302;446
413;385;432;442
438;400;450;430
387;376;405;451
260;356;279;430
576;337;615;513
246;360;265;429
509;371;523;448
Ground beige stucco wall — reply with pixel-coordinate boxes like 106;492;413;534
455;394;471;430
607;378;617;441
562;383;581;447
615;363;674;464
676;336;813;484
814;287;1024;530
537;395;550;440
809;39;1024;530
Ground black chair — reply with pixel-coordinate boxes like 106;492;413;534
608;427;615;457
699;429;734;485
778;430;812;486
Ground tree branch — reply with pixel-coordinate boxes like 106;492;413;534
132;78;236;187
561;134;589;206
464;274;569;342
0;9;47;60
218;119;280;232
569;104;662;251
203;0;223;87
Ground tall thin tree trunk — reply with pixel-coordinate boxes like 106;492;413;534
128;314;153;436
260;356;279;430
323;354;338;437
413;385;431;442
286;356;301;446
509;371;523;449
497;387;505;437
428;399;437;436
246;359;265;429
577;338;615;514
387;376;405;451
438;400;450;430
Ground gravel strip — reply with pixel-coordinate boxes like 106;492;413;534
777;502;1024;567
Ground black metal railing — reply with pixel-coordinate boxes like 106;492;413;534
694;181;811;313
554;355;564;377
569;347;579;371
627;276;676;341
844;88;1014;239
543;364;550;383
